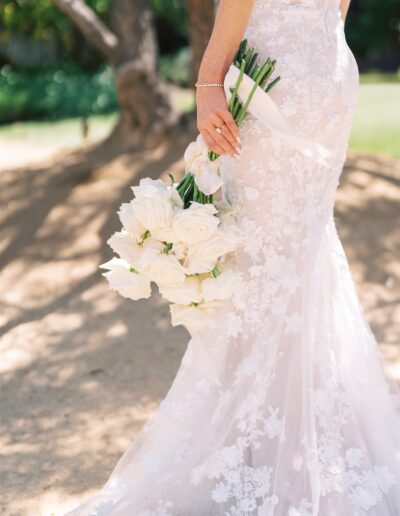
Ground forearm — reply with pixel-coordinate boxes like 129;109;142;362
197;0;255;83
340;0;351;22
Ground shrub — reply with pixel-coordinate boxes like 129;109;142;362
0;65;118;124
159;47;191;87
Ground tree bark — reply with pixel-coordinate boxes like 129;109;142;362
53;0;175;149
108;0;176;148
185;0;215;86
52;0;119;63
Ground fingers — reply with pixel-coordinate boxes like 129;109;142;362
209;115;237;155
207;116;237;156
198;108;241;156
212;125;236;155
202;129;226;156
199;119;234;156
216;109;240;147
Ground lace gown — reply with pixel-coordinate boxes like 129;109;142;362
67;1;400;514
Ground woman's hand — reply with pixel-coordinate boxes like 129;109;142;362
196;87;241;157
194;0;254;156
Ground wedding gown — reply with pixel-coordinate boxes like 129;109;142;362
67;1;400;514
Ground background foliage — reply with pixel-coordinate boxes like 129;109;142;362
346;0;400;62
0;0;399;123
0;65;117;123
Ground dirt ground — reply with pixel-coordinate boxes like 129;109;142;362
0;135;399;516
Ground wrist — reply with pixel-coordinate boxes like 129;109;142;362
197;75;226;86
197;60;230;84
195;81;225;89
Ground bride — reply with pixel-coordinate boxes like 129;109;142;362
66;0;400;514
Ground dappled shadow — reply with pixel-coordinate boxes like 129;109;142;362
335;150;400;346
0;125;196;515
0;144;399;515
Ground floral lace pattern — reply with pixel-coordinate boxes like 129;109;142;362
66;1;400;515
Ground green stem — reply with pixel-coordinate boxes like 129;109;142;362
208;150;218;162
163;242;173;254
209;265;221;278
183;178;194;204
177;173;192;195
244;48;254;70
259;61;276;89
236;63;271;126
232;97;243;122
193;181;199;203
265;75;281;93
229;59;246;112
246;53;258;77
235;39;248;64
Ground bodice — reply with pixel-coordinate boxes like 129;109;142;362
253;0;340;9
251;0;342;29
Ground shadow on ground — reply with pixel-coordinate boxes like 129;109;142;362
0;142;399;515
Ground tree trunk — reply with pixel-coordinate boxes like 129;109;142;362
53;0;176;150
108;0;177;148
185;0;216;86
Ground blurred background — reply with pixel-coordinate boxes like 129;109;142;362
0;1;399;515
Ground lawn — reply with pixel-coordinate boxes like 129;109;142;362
0;89;193;149
0;74;399;158
350;75;400;158
0;113;118;148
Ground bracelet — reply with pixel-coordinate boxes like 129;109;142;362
195;82;224;88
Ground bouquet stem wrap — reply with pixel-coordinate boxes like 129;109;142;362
223;64;334;169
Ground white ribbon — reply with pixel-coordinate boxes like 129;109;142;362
224;64;334;169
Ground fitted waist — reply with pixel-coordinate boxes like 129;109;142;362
253;0;340;13
251;2;342;27
247;5;343;44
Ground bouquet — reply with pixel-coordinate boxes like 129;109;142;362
179;39;280;200
101;41;280;335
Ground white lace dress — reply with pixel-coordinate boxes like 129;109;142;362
67;1;400;514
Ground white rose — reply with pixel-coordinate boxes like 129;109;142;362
171;241;188;260
201;269;243;302
132;177;169;198
184;134;209;164
100;258;151;300
184;229;239;274
170;302;220;335
219;219;244;243
142;237;164;252
184;135;223;195
214;199;242;224
131;178;173;231
160;276;202;305
151;224;179;244
107;230;143;265
168;185;184;209
137;246;186;288
192;162;223;196
173;202;219;245
118;202;146;242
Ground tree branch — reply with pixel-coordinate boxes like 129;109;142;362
52;0;119;62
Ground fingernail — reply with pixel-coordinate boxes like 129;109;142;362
234;153;240;160
236;147;242;154
236;136;241;144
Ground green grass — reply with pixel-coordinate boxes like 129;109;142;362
0;113;118;147
350;81;400;158
359;70;400;84
0;74;398;158
0;90;194;148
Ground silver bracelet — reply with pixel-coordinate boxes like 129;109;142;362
195;82;224;88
